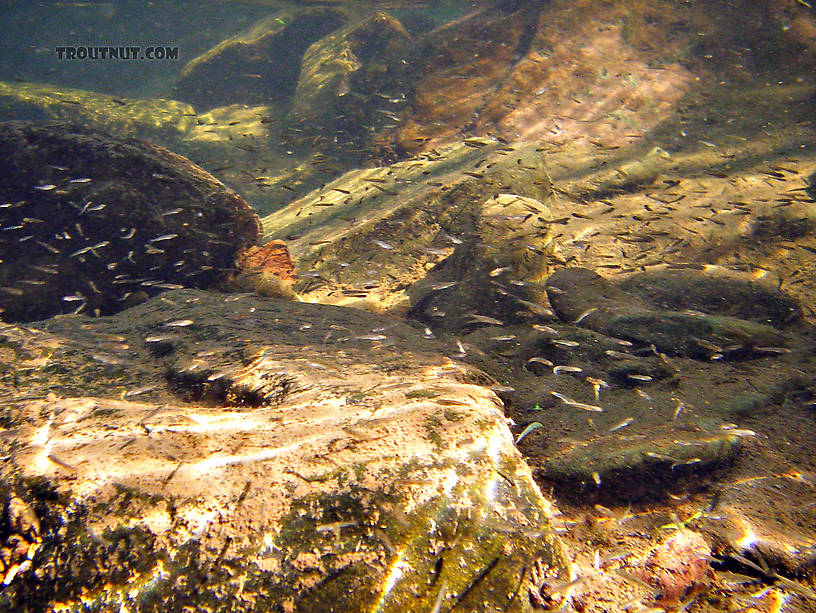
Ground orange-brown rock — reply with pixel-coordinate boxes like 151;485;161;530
391;0;816;156
236;240;297;284
643;530;713;607
227;240;298;300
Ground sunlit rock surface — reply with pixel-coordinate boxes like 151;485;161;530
172;8;348;111
287;11;411;155
0;289;567;612
0;81;196;140
0;121;261;322
260;137;553;315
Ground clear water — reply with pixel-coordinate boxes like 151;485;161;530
1;1;816;611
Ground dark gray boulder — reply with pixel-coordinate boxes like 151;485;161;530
0;121;261;322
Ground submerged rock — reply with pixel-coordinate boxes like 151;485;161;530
287;11;411;153
637;529;713;608
260;137;553;318
536;426;742;502
409;190;556;330
545;267;789;358
0;121;261;322
226;240;298;300
0;80;196;140
617;267;803;328
172;9;348;110
0;289;567;612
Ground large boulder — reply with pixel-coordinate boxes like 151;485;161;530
260;137;554;316
172;9;348;111
286;12;412;154
0;289;567;612
0;121;261;322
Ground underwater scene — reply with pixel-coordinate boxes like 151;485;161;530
0;0;816;611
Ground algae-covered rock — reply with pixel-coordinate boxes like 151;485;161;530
617;267;803;328
0;121;261;322
260;137;553;316
172;9;348;110
0;289;567;612
287;11;411;151
545;268;789;357
536;427;742;502
0;80;196;140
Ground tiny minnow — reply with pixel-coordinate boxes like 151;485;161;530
551;391;603;412
526;357;553;366
354;334;387;341
573;307;598;324
553;365;582;375
164;319;194;327
609;417;633;432
467;314;503;326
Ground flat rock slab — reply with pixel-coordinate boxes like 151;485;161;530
545;268;788;358
0;289;566;612
536;425;743;501
0;121;261;322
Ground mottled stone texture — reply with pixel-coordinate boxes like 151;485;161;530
0;289;567;612
0;121;261;322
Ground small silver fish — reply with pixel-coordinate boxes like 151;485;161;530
551;391;603;412
553;365;583;375
429;281;456;291
609;417;633;432
467;314;504;326
526;357;553;366
68;246;93;258
354;334;387;341
573;307;598;324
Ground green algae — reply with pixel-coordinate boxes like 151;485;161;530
0;80;195;140
404;388;441;399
